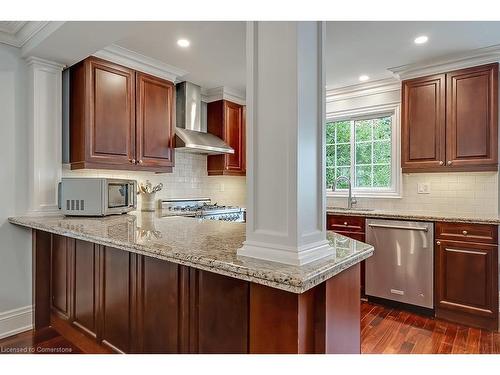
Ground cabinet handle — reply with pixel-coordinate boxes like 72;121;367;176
344;222;348;226
439;161;444;166
447;161;452;166
436;241;441;245
462;230;468;236
138;160;143;164
129;158;136;164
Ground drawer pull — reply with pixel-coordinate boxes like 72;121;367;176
344;222;348;226
462;230;468;236
436;241;441;245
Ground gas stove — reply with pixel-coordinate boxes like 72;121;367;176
160;198;245;222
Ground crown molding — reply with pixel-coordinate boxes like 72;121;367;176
25;56;65;71
389;44;500;80
326;77;400;103
202;86;246;105
93;44;188;83
0;21;55;48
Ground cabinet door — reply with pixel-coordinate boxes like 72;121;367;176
446;63;498;170
137;256;183;353
401;74;446;172
86;57;136;166
190;269;249;353
136;72;175;170
435;239;498;330
51;235;71;319
72;239;98;338
99;246;133;353
224;101;245;173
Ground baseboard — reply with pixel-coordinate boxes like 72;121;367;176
0;305;33;340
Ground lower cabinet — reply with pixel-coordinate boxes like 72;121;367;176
73;239;99;338
327;214;366;296
49;237;249;353
100;246;133;353
435;232;499;330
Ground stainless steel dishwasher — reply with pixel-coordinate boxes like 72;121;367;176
365;218;434;309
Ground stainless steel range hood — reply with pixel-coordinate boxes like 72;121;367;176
175;81;234;155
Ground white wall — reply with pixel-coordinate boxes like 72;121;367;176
0;44;33;338
326;86;499;217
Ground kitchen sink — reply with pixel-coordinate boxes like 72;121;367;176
328;207;375;212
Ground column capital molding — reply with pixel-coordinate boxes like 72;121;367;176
25;56;65;71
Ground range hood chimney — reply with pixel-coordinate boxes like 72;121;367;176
175;81;234;155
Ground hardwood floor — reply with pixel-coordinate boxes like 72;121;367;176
361;301;500;354
1;301;499;354
0;327;83;354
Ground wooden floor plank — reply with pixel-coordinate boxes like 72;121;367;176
361;301;499;354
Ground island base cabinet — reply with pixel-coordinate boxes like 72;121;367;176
35;230;362;354
249;263;360;354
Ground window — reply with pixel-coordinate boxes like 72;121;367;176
326;107;400;197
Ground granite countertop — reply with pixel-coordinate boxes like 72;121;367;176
8;212;373;294
326;207;500;225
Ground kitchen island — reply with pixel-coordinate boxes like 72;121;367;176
9;212;373;354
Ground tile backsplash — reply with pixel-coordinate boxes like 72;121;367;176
327;172;499;216
62;153;247;209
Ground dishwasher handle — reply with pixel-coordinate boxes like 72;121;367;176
368;223;429;232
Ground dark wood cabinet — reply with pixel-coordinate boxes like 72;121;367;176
190;269;249;353
99;246;134;353
51;235;71;319
137;256;183;353
72;239;98;338
136;72;175;169
207;100;246;176
327;214;366;296
42;230;360;353
402;63;498;173
402;74;446;171
446;64;498;169
70;56;174;172
435;222;499;331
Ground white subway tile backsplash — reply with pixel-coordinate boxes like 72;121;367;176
62;153;247;208
328;171;499;216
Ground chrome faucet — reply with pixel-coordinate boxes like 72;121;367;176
332;176;357;209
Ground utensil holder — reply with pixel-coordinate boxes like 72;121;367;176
141;193;157;212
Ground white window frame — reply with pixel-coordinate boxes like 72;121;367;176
326;103;402;198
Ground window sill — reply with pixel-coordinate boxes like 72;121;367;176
327;191;402;199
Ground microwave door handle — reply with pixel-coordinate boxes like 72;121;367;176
131;183;136;208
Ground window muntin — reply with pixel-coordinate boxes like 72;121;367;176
326;114;394;193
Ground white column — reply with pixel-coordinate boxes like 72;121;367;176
238;22;329;265
26;57;65;215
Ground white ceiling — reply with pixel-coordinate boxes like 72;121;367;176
327;21;500;89
115;22;246;93
114;21;500;92
7;21;500;93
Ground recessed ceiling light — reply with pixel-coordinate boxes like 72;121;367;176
414;35;428;45
177;39;190;48
359;75;369;82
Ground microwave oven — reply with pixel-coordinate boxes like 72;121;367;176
58;178;137;216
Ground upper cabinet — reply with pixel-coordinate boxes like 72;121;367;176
136;72;175;169
401;63;498;173
207;100;246;176
70;57;175;172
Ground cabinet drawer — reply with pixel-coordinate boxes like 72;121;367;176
327;215;365;233
436;222;498;244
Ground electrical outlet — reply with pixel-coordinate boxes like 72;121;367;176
417;182;430;194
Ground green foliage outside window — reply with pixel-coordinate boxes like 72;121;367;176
326;116;392;190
